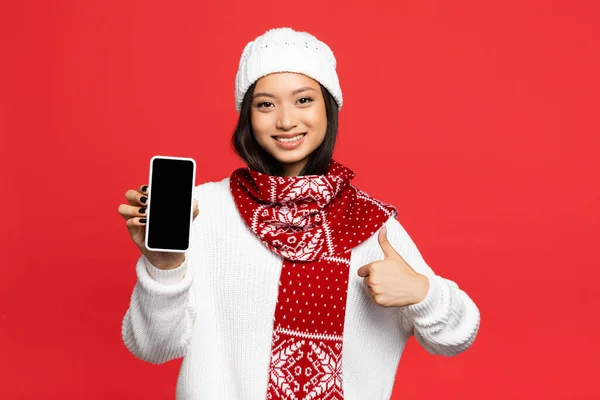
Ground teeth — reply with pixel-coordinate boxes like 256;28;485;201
276;133;306;143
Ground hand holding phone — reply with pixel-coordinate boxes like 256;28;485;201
117;156;198;270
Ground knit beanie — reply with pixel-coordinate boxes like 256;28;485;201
234;27;343;113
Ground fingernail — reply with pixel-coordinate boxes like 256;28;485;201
140;218;147;224
139;207;146;214
142;185;148;192
141;196;147;204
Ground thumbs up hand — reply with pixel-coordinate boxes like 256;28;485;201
357;226;430;308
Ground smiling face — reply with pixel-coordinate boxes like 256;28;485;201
250;72;328;177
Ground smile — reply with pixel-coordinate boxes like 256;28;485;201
274;133;306;143
273;133;307;150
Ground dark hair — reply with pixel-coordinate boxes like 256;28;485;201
231;82;339;176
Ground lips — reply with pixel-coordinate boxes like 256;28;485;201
273;132;307;149
273;132;307;140
274;133;306;142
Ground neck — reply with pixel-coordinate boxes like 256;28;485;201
282;159;307;177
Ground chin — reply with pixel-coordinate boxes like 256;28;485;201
271;148;312;163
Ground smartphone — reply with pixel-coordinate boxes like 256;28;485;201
145;155;196;253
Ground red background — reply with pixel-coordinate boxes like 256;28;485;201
1;0;599;399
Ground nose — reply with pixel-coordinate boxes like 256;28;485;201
276;104;298;131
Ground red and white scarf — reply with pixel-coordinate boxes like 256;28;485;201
230;159;397;399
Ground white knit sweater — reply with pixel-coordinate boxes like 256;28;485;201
121;177;480;400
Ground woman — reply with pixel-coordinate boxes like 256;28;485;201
118;27;480;400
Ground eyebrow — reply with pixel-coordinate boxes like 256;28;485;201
253;86;318;99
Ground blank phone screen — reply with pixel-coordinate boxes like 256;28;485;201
147;158;195;251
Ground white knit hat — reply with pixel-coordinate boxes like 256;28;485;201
235;27;343;113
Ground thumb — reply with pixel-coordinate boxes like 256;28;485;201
193;199;199;219
378;226;397;259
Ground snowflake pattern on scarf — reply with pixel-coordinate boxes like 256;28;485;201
230;159;397;399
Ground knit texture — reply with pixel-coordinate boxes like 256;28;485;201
121;177;481;400
235;27;343;113
229;160;396;398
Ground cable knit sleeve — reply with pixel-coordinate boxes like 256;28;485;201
385;217;480;356
120;253;197;364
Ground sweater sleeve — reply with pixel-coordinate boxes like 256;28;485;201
121;253;197;364
385;217;480;356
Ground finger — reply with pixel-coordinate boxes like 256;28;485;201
125;188;149;207
357;263;372;278
378;226;398;259
362;276;370;289
193;199;199;219
362;277;375;297
125;215;147;229
118;204;147;220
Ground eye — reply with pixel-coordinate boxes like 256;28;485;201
257;102;273;108
297;97;313;105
